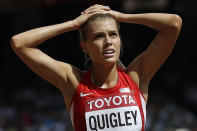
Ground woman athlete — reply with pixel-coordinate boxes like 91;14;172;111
10;4;182;131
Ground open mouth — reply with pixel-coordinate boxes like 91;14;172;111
102;49;115;58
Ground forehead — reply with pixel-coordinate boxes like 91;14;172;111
88;18;118;33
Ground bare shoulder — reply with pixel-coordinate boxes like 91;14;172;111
124;55;149;102
125;68;140;87
60;62;84;90
125;68;148;102
59;63;86;108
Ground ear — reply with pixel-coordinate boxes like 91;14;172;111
80;41;88;54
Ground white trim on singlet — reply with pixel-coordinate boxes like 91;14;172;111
140;94;146;123
69;102;74;127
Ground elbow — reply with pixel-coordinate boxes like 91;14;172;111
10;35;18;49
169;14;182;31
10;35;23;49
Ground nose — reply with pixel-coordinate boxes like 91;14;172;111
104;35;112;46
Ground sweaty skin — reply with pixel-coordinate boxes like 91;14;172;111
11;4;182;110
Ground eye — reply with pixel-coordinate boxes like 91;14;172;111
95;34;105;39
110;33;118;37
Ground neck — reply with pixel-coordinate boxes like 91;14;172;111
91;63;118;88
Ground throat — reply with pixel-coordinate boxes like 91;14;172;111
91;71;119;89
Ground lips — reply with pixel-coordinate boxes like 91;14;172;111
102;48;115;58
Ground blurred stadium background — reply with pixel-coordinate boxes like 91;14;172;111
1;0;197;130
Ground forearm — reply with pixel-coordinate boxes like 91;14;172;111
11;20;76;48
119;13;182;31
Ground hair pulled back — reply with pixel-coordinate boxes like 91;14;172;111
78;14;125;69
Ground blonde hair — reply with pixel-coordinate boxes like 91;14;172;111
79;14;120;42
79;14;124;69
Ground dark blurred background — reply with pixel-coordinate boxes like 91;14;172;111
1;0;197;131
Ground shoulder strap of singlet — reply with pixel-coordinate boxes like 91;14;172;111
118;67;145;131
69;68;91;111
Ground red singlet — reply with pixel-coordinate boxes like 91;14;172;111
69;67;146;131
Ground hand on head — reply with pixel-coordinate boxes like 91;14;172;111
81;4;110;14
73;4;110;29
73;4;123;29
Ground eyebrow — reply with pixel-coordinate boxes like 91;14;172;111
93;30;118;35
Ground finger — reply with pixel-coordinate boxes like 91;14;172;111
93;4;110;8
83;5;110;14
85;8;105;13
84;7;110;14
86;10;99;14
92;4;110;11
93;4;110;9
86;10;109;15
81;8;95;14
98;6;110;11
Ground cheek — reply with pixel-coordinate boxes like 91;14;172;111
114;39;121;50
114;40;121;57
86;43;102;57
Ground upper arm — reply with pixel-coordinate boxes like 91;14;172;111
139;29;180;81
11;44;80;90
126;15;182;98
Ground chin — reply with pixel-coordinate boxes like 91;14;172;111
93;55;119;67
101;58;118;66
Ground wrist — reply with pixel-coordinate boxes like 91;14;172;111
71;19;80;30
118;13;131;23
